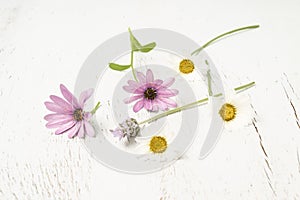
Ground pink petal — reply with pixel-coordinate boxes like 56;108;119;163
161;77;175;88
46;117;74;128
144;100;153;110
67;122;81;138
153;79;163;86
136;71;146;83
123;85;138;93
147;80;163;89
59;84;74;103
84;112;92;121
44;102;70;114
146;69;154;83
84;122;95;137
157;89;179;97
123;85;146;94
60;84;80;109
155;99;169;111
44;113;72;121
151;104;159;112
151;99;161;111
77;122;85;138
127;80;139;88
46;114;74;124
133;86;147;94
159;97;177;108
133;99;145;112
54;120;76;135
110;129;124;140
79;88;94;107
123;95;143;104
50;95;73;111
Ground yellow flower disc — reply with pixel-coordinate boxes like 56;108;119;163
149;136;167;153
179;59;194;74
219;103;237;122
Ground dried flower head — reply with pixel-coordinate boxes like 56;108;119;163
110;118;140;140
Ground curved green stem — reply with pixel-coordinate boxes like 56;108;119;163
138;82;255;125
191;25;260;56
130;50;138;82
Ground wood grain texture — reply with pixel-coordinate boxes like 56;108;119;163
0;139;93;200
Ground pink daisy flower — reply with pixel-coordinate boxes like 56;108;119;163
44;84;95;139
123;69;178;112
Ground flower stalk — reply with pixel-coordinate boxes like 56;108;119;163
138;81;255;125
91;101;101;115
191;25;260;56
207;69;213;96
109;28;156;82
130;50;138;82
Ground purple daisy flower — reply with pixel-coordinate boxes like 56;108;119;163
44;84;95;139
123;69;178;112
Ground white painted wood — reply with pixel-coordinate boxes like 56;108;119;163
1;0;300;199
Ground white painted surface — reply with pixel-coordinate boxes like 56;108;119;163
0;0;300;199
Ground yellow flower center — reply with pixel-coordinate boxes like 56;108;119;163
179;59;194;74
149;136;167;153
219;103;236;122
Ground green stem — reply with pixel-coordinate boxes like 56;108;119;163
207;69;213;96
130;50;138;82
138;97;208;125
138;82;255;125
191;25;260;56
234;81;255;92
91;101;101;115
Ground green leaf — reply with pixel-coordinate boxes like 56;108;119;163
139;42;156;53
109;63;131;71
128;28;142;51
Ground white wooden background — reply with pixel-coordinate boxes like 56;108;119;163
1;0;300;199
